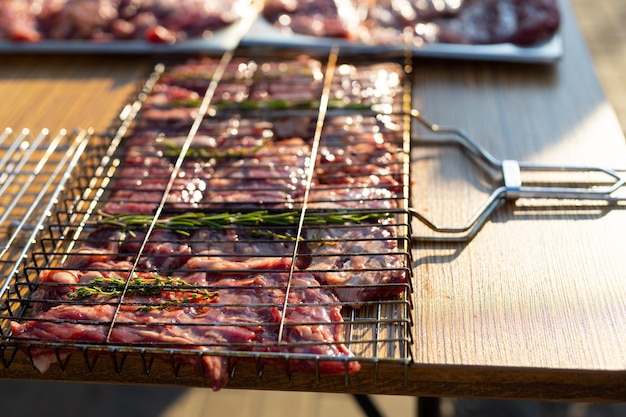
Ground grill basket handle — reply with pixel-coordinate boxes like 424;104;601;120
408;110;626;242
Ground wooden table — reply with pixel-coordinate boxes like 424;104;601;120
408;1;626;403
1;0;625;404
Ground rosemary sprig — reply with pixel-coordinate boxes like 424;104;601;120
98;210;391;235
250;229;299;242
214;98;372;111
67;275;217;302
162;98;373;112
162;136;270;160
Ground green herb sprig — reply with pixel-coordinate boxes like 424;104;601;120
67;275;217;302
163;98;373;112
98;210;391;236
162;136;270;160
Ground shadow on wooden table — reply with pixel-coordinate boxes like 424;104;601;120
449;399;626;417
1;379;625;417
0;380;187;417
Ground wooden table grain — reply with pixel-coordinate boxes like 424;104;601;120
408;0;626;402
0;0;625;403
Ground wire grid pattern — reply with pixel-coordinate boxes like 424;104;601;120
0;53;415;388
0;128;90;305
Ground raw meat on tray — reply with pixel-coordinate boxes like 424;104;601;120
0;0;249;42
262;0;362;39
262;0;561;47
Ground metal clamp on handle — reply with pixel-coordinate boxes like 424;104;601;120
502;160;522;200
408;109;626;242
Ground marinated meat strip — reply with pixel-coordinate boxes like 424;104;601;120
143;83;201;108
119;229;194;270
103;131;221;214
153;56;325;110
103;131;310;214
308;114;405;209
186;227;300;272
133;107;199;134
307;186;400;210
254;272;360;374
198;136;308;208
315;120;404;187
304;224;408;305
328;63;405;112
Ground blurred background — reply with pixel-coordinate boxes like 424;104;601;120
571;0;626;133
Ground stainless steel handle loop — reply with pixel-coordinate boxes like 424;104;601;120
409;110;626;242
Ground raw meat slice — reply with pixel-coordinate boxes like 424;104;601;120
185;227;300;272
12;267;359;389
304;224;408;305
262;0;361;39
253;272;361;374
307;186;400;210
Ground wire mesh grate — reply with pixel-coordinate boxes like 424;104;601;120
0;52;415;390
0;128;90;294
